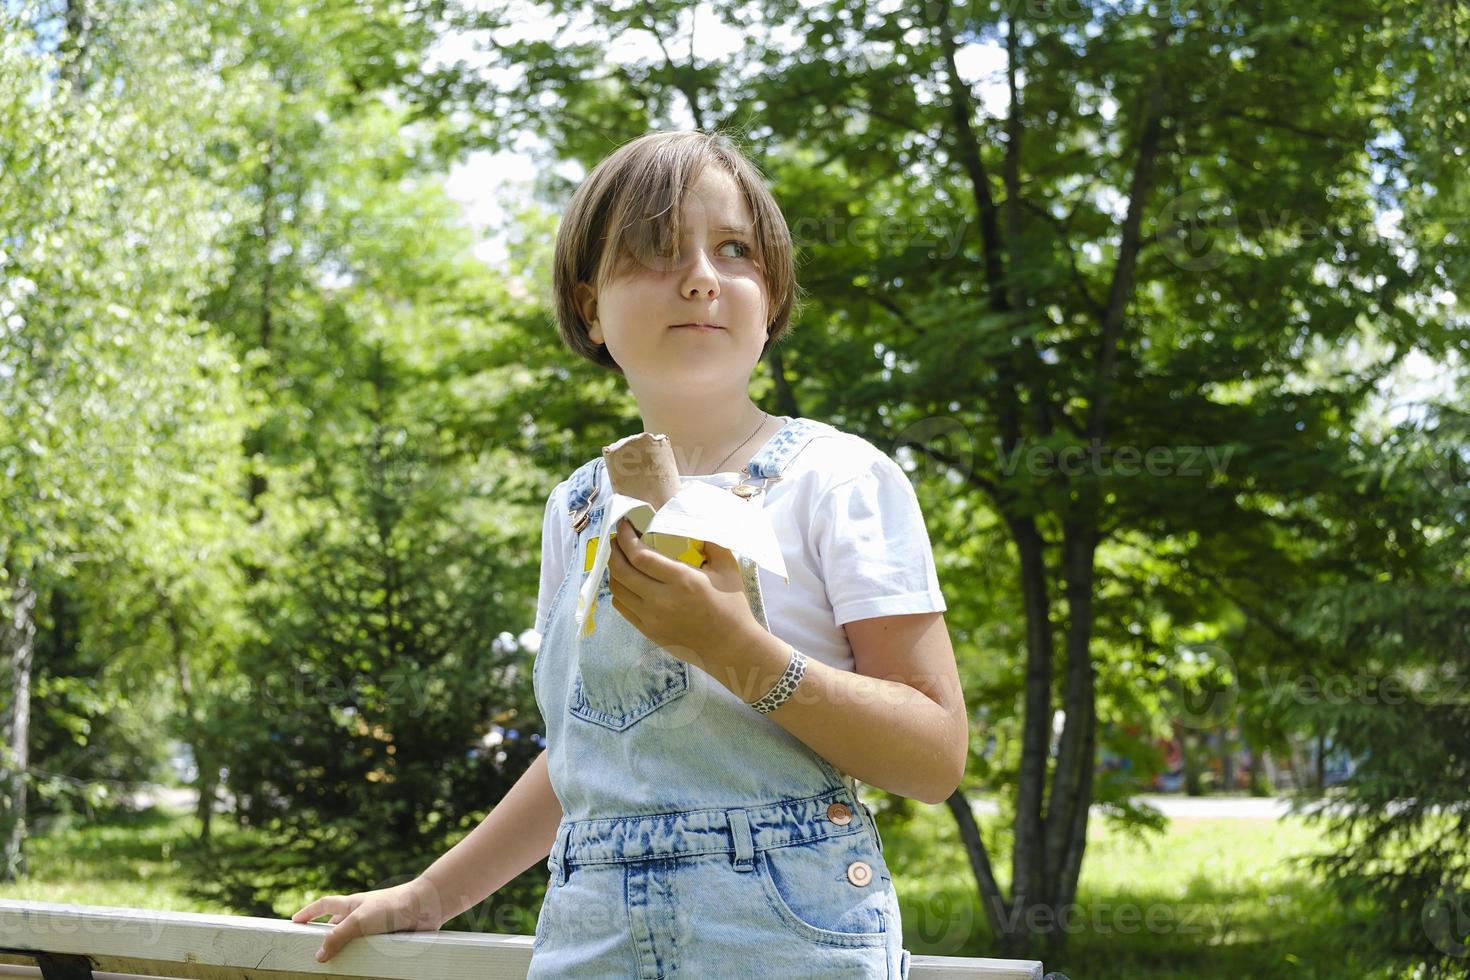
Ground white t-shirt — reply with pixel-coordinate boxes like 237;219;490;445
534;424;947;672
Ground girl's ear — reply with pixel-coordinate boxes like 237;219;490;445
573;282;602;342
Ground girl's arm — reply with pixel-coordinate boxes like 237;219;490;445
705;611;968;806
412;748;563;924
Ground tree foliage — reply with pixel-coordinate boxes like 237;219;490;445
437;0;1469;958
1;0;1465;968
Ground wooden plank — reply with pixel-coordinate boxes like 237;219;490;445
4;961;174;980
909;954;1045;979
4;950;1047;980
0;901;531;980
0;900;1044;979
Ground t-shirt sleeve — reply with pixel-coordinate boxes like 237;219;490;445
535;481;571;636
812;452;948;627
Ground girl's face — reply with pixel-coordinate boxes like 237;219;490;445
576;167;769;395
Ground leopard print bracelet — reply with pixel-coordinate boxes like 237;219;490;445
749;646;807;714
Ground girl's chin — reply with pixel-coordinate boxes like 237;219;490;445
635;359;759;386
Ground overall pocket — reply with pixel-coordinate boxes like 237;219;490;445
532;884;553;951
755;832;891;948
569;524;690;732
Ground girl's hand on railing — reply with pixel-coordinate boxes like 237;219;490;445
289;878;444;963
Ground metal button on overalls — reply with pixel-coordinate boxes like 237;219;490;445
847;861;873;887
827;802;852;825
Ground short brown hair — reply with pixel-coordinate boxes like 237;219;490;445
552;129;800;374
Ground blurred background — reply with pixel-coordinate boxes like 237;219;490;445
1;1;1466;977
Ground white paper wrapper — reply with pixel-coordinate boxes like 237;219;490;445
574;480;787;639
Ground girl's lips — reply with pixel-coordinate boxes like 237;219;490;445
672;323;722;331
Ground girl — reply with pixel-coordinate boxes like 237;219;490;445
292;130;967;978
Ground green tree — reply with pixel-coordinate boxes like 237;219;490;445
438;0;1466;956
168;0;557;904
1283;400;1470;973
1;0;256;877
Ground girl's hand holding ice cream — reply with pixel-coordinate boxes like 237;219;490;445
606;516;760;668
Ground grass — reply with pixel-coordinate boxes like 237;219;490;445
0;805;541;936
0;800;1424;979
0;808;237;914
885;804;1408;979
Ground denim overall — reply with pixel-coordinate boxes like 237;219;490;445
529;417;911;978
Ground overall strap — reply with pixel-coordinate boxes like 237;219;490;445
563;417;832;528
739;418;834;488
727;418;835;630
564;456;605;534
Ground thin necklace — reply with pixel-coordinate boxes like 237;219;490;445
708;409;768;475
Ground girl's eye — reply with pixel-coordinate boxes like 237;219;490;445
650;240;751;262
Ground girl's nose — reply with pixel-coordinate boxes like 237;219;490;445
680;248;720;297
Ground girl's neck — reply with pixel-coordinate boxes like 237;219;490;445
636;396;783;476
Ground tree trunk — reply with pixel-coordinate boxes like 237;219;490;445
166;601;215;845
1221;726;1236;792
59;0;90;89
943;789;1008;941
1054;715;1095;918
1287;733;1309;790
1010;19;1169;958
1005;514;1056;938
197;762;218;842
768;347;800;420
1315;732;1326;790
1043;527;1099;882
1034;523;1101;958
1182;731;1205;796
1;578;39;882
1246;737;1268;796
174;652;216;844
241;138;279;585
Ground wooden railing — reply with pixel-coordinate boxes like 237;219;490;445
0;899;1044;979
